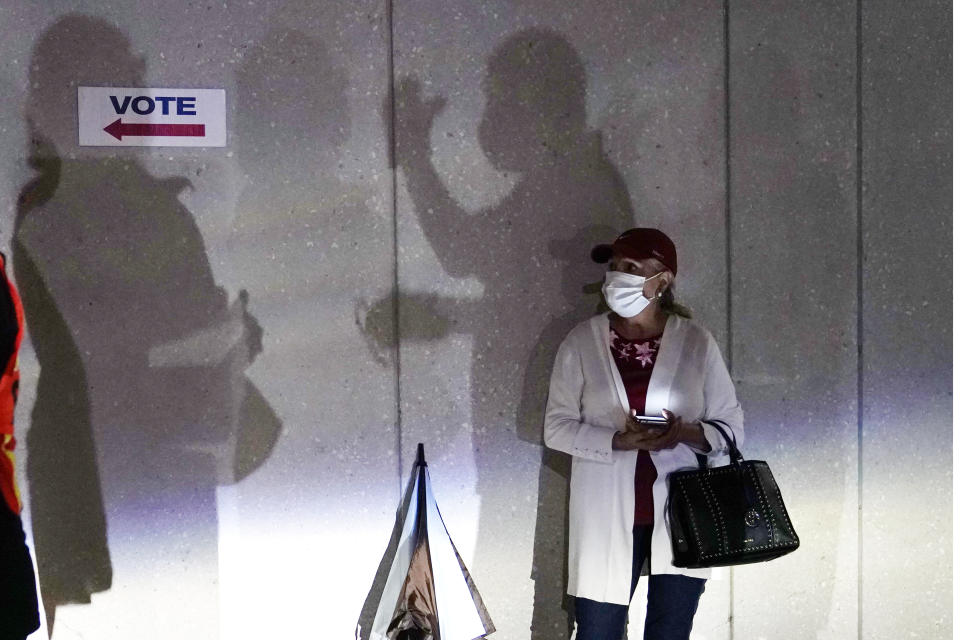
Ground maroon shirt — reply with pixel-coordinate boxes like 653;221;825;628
609;326;663;526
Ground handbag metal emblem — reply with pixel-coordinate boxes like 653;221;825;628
744;509;760;528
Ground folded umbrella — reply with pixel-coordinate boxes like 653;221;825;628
367;444;494;640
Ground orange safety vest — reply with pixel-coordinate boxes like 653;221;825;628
0;253;24;514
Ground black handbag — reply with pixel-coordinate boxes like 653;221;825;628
667;419;799;568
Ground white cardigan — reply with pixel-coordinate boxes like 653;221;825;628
543;313;744;603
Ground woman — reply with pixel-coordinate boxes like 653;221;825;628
543;228;743;639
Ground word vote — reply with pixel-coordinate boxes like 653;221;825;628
110;95;197;116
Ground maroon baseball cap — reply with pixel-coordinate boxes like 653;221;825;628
590;228;678;275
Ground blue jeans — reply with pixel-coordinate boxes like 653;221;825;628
574;526;705;640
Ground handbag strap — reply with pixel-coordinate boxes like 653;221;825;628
699;419;744;465
694;453;708;470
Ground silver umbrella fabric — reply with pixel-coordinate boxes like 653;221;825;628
368;444;494;640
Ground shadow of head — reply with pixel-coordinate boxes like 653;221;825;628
548;224;619;308
478;28;588;171
355;292;455;367
235;28;350;171
28;15;145;153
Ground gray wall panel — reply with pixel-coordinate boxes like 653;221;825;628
2;4;396;639
861;1;952;638
729;2;859;638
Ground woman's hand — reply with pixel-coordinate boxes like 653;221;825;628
622;409;649;434
614;408;674;450
614;411;662;450
613;409;710;452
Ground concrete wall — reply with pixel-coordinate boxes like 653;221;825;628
729;2;860;638
0;1;949;639
860;2;952;638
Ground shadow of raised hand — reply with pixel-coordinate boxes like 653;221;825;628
388;76;447;170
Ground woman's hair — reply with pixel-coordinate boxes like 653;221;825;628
659;286;693;318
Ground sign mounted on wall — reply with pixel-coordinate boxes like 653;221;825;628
78;87;226;147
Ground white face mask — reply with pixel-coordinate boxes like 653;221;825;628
602;270;664;318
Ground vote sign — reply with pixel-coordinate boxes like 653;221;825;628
79;87;226;147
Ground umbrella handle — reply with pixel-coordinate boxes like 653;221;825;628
416;443;426;466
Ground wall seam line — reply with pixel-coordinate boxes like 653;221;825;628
856;0;864;637
387;0;402;496
723;0;734;637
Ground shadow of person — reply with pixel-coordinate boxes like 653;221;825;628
233;26;351;241
15;140;112;633
379;29;635;638
515;227;617;640
17;15;279;636
358;230;613;640
232;27;362;456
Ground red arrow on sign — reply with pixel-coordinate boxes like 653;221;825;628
103;118;206;141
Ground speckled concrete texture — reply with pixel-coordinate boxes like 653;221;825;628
1;4;395;640
860;2;952;638
0;1;950;639
728;2;860;639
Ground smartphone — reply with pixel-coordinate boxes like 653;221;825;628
633;414;669;429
